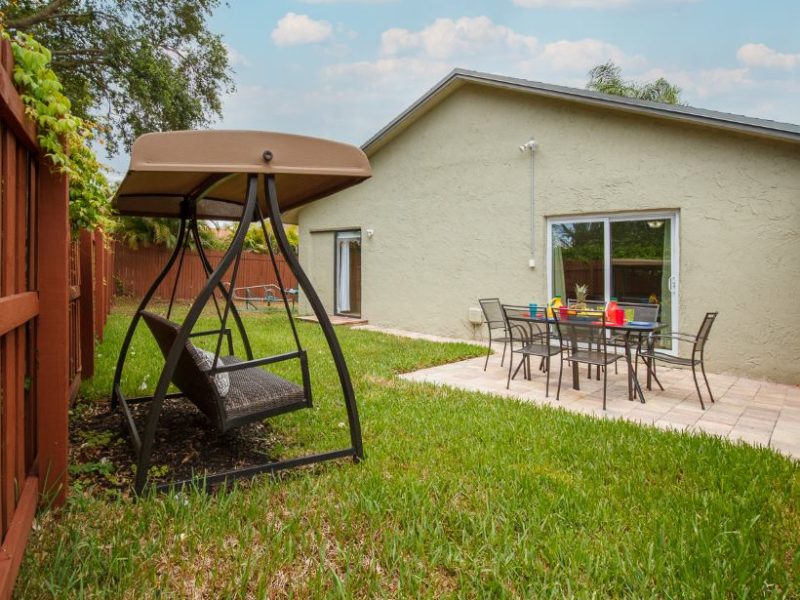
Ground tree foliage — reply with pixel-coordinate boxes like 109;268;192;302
114;216;223;250
555;220;668;264
587;61;683;105
3;0;233;155
6;30;111;231
112;218;299;256
234;223;299;255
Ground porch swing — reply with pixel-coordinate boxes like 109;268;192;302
110;130;371;494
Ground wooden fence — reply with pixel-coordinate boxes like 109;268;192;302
114;243;297;301
0;41;113;598
70;230;114;395
0;39;68;599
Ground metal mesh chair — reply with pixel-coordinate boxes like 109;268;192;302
479;298;512;370
568;299;607;380
502;305;562;396
637;312;718;409
552;310;624;409
609;302;660;375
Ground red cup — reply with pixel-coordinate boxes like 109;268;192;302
558;306;569;320
614;308;625;325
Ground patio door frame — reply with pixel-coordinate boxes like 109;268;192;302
546;210;680;354
334;229;362;318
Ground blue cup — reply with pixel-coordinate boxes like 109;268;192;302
528;303;538;317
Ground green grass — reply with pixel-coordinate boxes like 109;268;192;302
19;304;800;598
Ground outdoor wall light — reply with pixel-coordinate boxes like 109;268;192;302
366;229;374;238
519;139;537;152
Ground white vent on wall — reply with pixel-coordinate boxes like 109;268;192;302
468;307;483;325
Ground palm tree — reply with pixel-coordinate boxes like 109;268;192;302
587;61;683;105
113;217;222;250
230;223;299;255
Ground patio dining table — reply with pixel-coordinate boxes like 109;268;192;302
516;311;665;403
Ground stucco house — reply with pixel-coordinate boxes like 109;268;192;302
291;68;800;384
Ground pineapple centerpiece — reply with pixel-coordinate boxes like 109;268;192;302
574;283;589;311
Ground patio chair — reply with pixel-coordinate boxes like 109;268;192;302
637;312;718;409
552;310;624;410
479;298;512;370
502;305;562;396
609;302;660;376
568;299;606;380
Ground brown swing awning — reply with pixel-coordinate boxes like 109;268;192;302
113;130;371;220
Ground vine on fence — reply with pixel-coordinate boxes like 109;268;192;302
4;30;111;232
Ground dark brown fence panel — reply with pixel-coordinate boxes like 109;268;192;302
113;243;298;301
104;238;113;318
68;240;81;402
73;229;114;383
0;39;71;600
78;230;95;379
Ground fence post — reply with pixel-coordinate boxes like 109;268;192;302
79;230;95;380
101;231;110;327
93;230;103;342
36;166;70;506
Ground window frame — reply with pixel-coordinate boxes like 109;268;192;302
546;211;680;355
333;229;362;317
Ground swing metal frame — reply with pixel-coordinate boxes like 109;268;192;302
110;131;368;494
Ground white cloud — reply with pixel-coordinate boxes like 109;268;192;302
537;38;645;71
372;18;643;77
513;0;696;8
224;44;250;67
737;43;800;70
380;17;538;59
322;16;647;121
641;66;751;99
271;13;333;47
324;57;450;87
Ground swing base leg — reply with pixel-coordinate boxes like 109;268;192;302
147;447;360;494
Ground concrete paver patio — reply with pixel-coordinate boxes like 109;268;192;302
401;352;800;460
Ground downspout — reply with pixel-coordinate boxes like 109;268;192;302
519;138;538;267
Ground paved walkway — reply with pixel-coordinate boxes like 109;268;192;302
298;314;368;326
401;353;800;460
352;324;485;346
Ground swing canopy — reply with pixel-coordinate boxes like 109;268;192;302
113;130;371;220
111;130;370;494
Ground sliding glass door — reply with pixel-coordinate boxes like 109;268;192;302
335;230;362;317
549;213;678;350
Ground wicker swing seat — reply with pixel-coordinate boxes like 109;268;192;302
141;311;309;433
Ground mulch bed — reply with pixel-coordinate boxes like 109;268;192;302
70;396;287;497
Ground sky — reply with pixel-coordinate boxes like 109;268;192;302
108;0;800;173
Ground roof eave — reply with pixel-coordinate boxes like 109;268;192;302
361;68;800;155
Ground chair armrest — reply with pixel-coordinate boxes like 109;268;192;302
209;350;304;374
648;331;698;344
189;327;232;339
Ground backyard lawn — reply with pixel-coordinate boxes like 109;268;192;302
19;305;800;598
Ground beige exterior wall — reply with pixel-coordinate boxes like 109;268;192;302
303;230;335;312
298;83;800;383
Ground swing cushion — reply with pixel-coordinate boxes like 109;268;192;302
188;347;230;397
141;311;308;432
